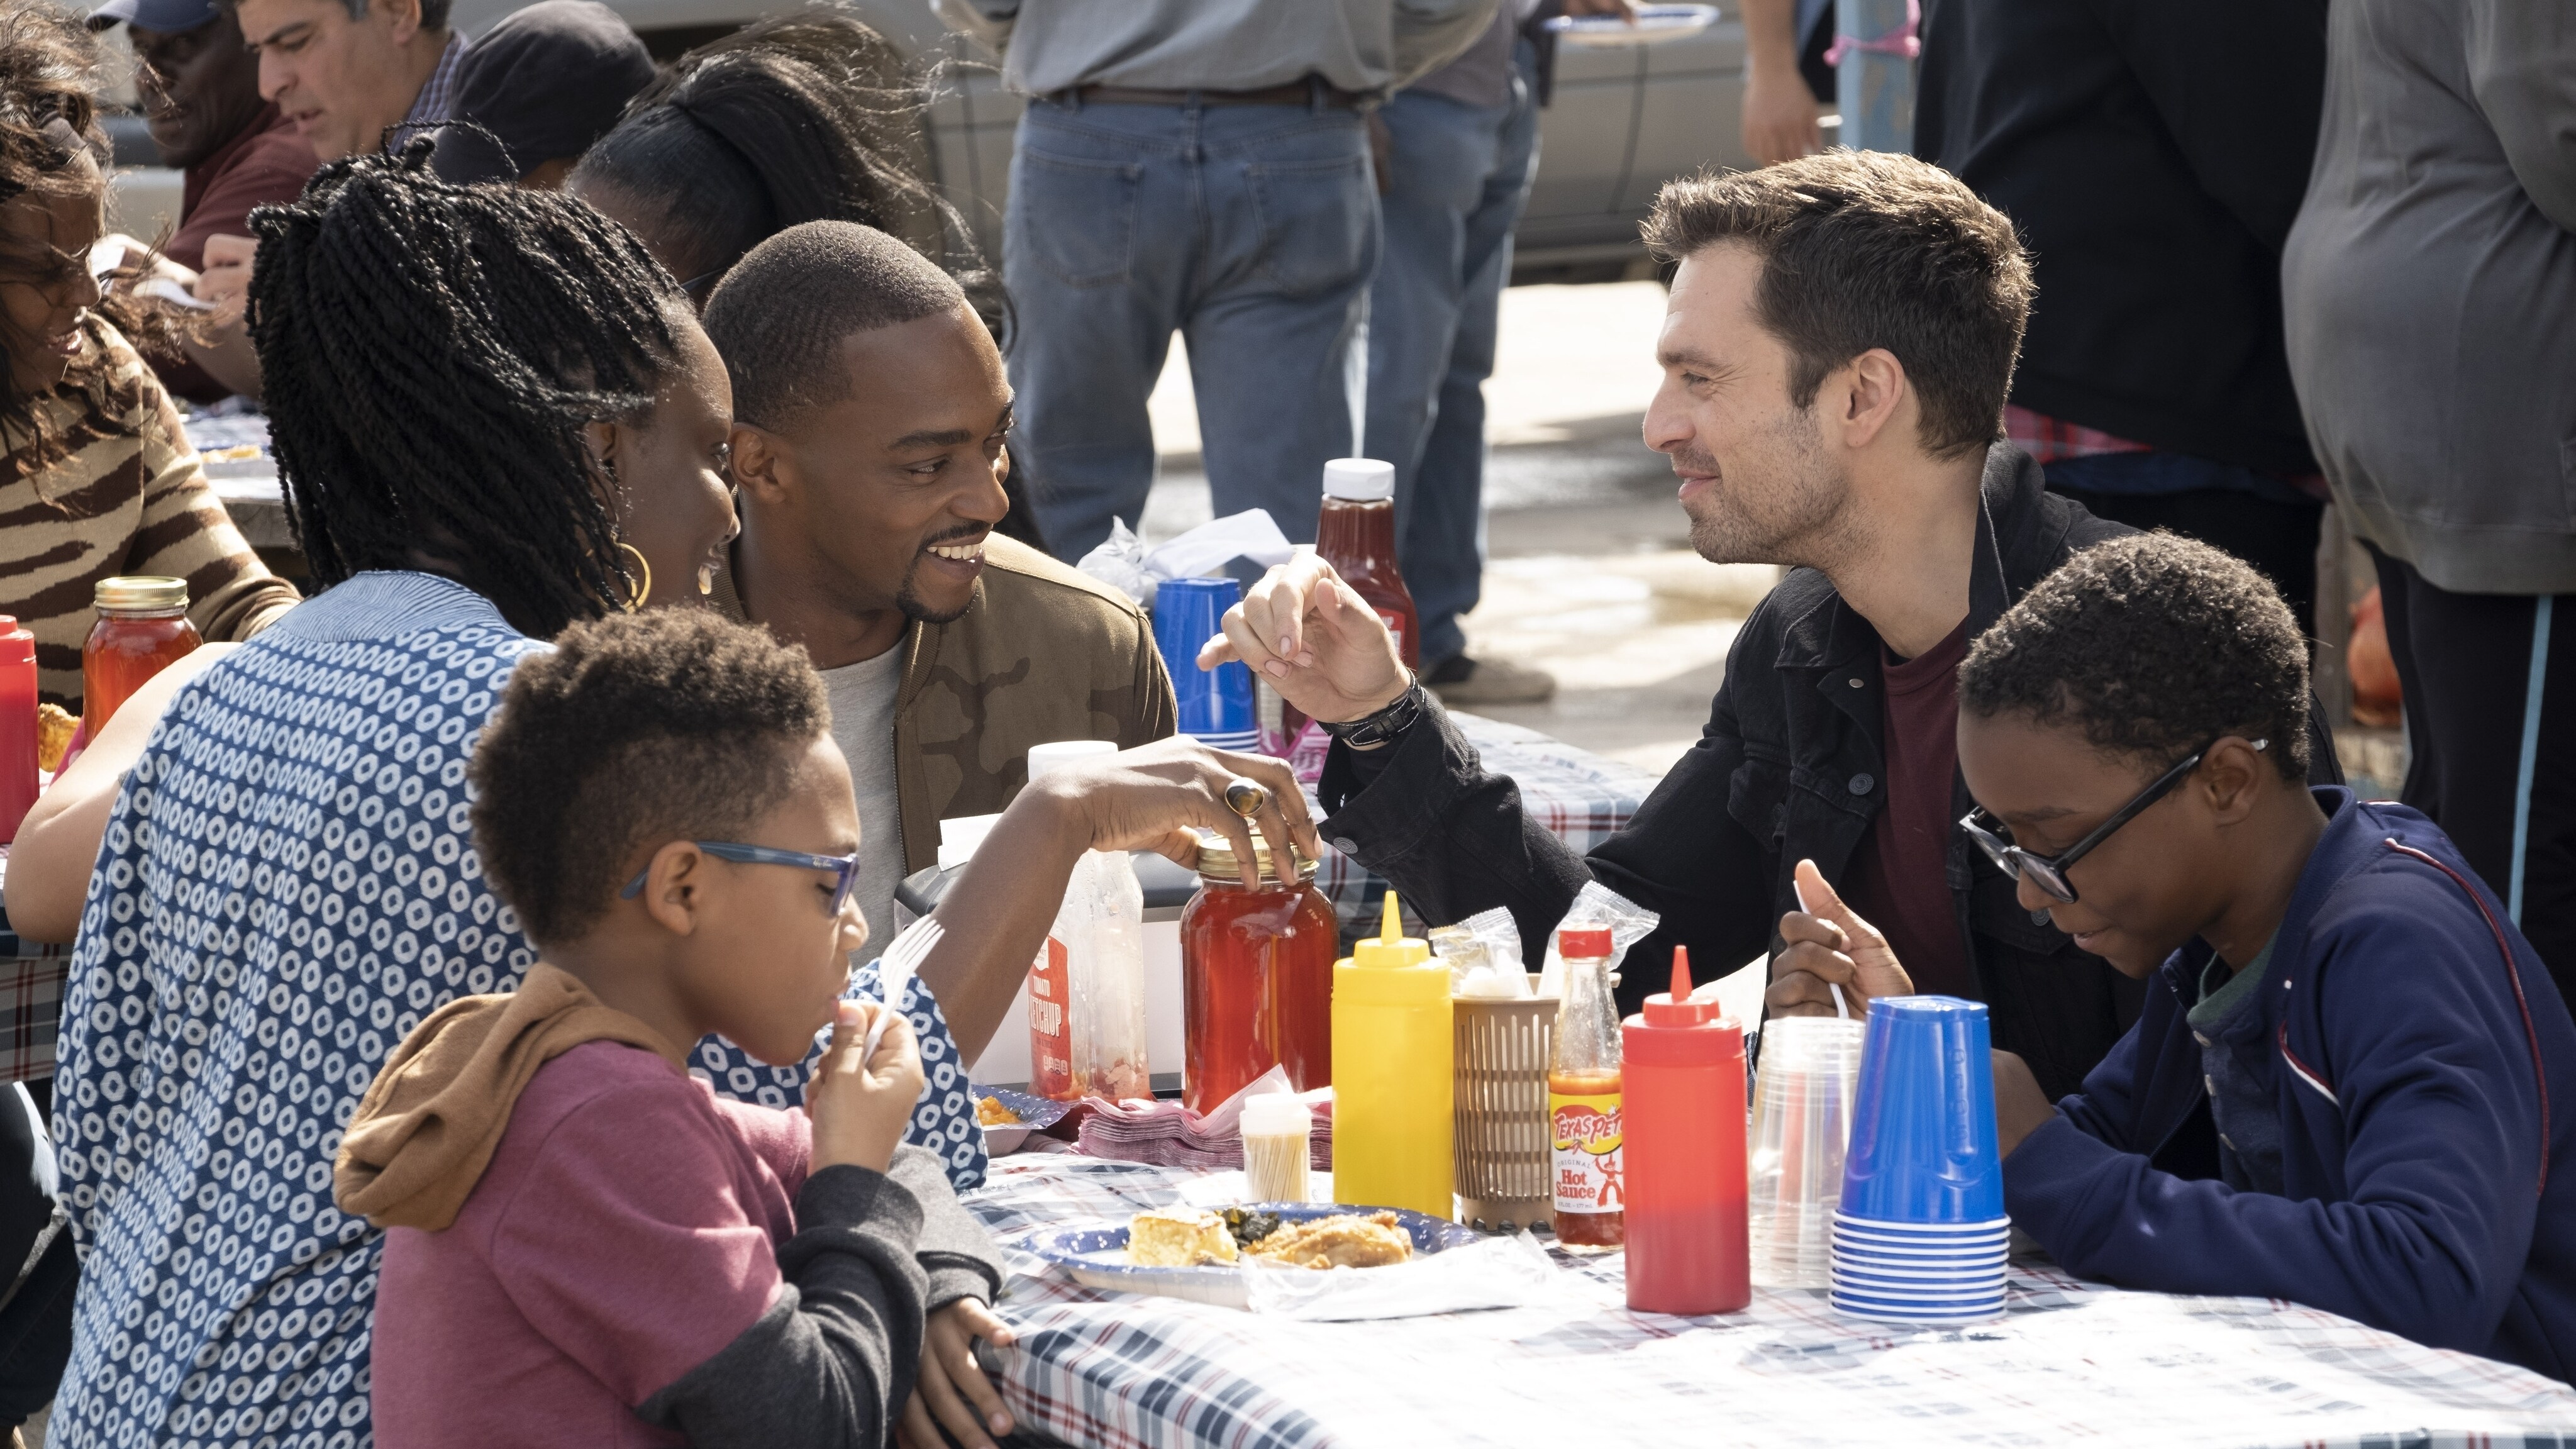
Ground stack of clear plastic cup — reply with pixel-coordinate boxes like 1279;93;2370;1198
1829;996;2009;1324
1746;1016;1864;1287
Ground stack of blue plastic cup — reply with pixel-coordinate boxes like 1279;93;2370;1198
1151;577;1260;752
1829;996;2009;1323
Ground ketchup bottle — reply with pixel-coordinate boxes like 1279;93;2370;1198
1;616;36;844
1621;947;1750;1315
1548;924;1625;1250
1287;460;1424;749
1315;459;1421;671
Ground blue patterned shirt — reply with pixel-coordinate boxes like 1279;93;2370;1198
51;571;982;1446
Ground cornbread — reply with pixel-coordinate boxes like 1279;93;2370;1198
1125;1208;1238;1267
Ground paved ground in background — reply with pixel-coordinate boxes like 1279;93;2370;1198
1139;280;1748;775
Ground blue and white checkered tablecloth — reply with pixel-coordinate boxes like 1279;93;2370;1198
964;1154;2576;1449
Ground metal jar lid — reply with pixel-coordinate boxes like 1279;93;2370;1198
93;576;189;613
1193;833;1318;886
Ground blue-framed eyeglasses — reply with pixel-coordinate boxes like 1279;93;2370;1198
621;841;862;916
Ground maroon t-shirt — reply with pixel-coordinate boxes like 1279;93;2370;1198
1840;615;1977;1000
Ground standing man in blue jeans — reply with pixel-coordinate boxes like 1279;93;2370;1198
1363;3;1621;706
936;0;1499;562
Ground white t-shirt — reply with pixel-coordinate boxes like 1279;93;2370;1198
820;643;909;952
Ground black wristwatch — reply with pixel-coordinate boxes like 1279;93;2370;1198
1319;677;1426;750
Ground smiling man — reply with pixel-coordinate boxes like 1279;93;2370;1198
700;221;1175;946
230;0;462;163
1208;151;2341;1099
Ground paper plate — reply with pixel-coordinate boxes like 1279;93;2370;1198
1546;4;1719;47
974;1086;1072;1153
1020;1204;1484;1310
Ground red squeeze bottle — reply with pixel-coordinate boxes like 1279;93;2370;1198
1621;947;1751;1315
1;616;36;843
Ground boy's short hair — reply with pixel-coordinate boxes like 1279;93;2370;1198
1641;150;2034;461
470;609;830;945
1960;533;2311;782
700;219;968;431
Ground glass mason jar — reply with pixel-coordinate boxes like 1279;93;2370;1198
82;575;199;738
1180;837;1338;1114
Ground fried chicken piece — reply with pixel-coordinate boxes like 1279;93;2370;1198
1242;1211;1413;1270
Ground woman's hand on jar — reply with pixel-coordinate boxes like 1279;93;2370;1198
1022;736;1318;891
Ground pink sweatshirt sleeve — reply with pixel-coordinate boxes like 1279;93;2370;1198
485;1078;784;1407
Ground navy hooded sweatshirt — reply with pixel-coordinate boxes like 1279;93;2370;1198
2005;790;2576;1380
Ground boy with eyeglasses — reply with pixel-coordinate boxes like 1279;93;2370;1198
335;607;1011;1446
1771;533;2576;1377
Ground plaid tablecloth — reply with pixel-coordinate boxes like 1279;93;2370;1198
1306;711;1662;927
964;1154;2576;1449
0;854;68;1083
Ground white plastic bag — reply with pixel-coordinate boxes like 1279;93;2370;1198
1535;883;1660;998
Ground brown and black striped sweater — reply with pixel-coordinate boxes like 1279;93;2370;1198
1;316;299;709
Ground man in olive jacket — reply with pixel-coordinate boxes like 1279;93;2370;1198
702;221;1175;950
1208;154;2336;1099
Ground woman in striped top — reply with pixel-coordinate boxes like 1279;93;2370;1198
0;4;296;708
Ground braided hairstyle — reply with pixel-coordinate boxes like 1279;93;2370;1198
0;0;177;461
570;4;1001;328
248;140;683;638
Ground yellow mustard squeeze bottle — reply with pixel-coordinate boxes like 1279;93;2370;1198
1330;891;1455;1216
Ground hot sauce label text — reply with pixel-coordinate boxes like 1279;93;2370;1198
1549;1089;1625;1212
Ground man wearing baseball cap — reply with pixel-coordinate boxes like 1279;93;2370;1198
92;0;317;399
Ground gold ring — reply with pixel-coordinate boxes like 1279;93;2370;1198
1222;777;1266;818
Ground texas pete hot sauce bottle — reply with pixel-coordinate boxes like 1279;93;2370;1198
1548;924;1625;1250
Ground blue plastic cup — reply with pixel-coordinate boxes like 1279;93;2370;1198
1153;577;1256;740
1838;996;2005;1225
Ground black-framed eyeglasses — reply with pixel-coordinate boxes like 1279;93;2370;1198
1958;737;2267;904
621;841;862;915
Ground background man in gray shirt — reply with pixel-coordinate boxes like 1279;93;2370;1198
938;0;1499;563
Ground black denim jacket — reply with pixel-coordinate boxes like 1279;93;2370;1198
1319;445;2342;1100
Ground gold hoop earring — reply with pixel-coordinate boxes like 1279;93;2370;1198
617;542;652;612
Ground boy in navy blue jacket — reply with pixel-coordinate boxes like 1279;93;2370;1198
1770;533;2576;1379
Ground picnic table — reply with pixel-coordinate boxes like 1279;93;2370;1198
963;1153;2576;1449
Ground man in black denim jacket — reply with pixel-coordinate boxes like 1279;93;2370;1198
1205;153;2338;1100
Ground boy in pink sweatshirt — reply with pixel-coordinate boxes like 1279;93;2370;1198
336;609;1004;1448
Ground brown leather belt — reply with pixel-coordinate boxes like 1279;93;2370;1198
1057;79;1369;110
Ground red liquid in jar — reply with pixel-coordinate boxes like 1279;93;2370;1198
1548;1067;1628;1248
82;612;199;738
1180;875;1338;1114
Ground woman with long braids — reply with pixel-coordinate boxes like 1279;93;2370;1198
0;1;296;712
19;145;990;1446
